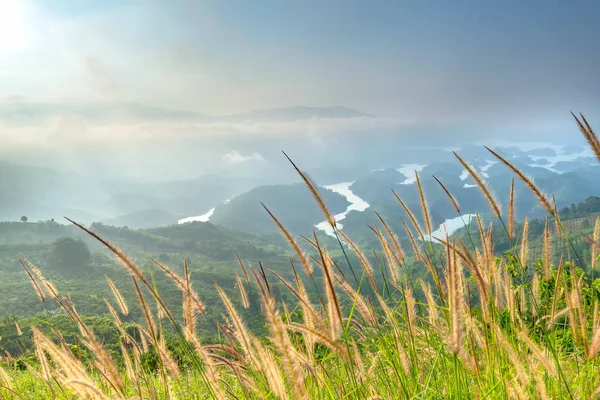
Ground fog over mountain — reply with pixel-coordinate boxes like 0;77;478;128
1;0;598;180
0;0;599;229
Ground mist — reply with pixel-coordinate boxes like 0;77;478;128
0;0;598;226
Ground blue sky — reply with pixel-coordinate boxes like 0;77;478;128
0;0;599;130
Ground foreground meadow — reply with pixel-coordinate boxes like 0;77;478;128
2;114;600;399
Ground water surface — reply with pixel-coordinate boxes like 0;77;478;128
315;182;370;237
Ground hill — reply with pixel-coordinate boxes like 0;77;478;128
209;183;350;235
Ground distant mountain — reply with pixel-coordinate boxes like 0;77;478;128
0;160;264;226
107;174;266;218
0;161;110;222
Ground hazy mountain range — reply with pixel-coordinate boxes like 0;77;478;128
1;121;598;248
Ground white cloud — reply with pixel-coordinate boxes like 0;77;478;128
221;150;264;164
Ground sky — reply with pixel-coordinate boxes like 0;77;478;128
0;0;599;177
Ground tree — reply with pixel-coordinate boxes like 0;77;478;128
20;216;27;223
48;237;91;270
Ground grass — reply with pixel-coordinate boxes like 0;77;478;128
1;114;600;399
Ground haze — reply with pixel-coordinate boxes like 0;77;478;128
0;0;599;182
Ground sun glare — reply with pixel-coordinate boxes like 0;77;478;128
0;0;29;53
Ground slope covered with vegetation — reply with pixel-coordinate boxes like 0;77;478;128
1;115;600;399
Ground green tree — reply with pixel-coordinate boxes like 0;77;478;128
20;216;27;222
48;237;92;270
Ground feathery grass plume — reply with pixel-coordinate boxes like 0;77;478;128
572;112;600;162
508;178;515;240
454;152;502;219
514;328;556;377
282;151;336;229
531;272;540;317
15;321;22;336
255;274;308;400
370;289;411;374
588;320;600;359
261;203;314;277
593;217;600;270
215;285;256;364
455;238;488;305
33;327;109;399
492;324;532;394
313;231;343;338
415;170;433;236
135;324;149;354
251;336;289;400
552;195;562;241
400;218;423;262
529;360;551;400
131;276;160;354
547;258;564;331
503;267;517;323
403;279;417;331
285;322;349;359
484;146;554;216
236;274;250;309
224;269;285;397
485;222;494;262
18;258;45;303
372;226;400;283
474;215;490;263
520;217;529;269
34;344;52;383
182;289;196;342
464;326;484;379
65;218;180;329
180;259;199;341
433;175;461;213
268;267;326;333
0;365;12;392
545;307;569;331
187;336;227;400
75;319;126;396
419;280;439;324
543;217;552;280
338;230;376;286
20;255;58;301
104;275;128;315
580;113;600;146
565;287;582;347
104;300;126;336
448;243;463;354
234;250;251;284
375;212;406;261
119;343;142;398
572;274;588;352
392;189;425;241
158;333;180;380
491;257;505;309
151;258;206;314
334;273;378;326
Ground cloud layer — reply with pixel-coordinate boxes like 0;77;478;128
0;0;598;180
